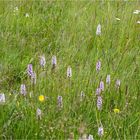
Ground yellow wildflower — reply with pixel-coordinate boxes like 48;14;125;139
113;108;120;113
38;95;45;102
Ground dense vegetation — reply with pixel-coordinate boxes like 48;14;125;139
0;1;140;139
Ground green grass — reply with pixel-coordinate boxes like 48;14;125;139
0;0;140;139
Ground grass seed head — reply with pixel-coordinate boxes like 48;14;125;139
116;17;121;21
69;132;74;140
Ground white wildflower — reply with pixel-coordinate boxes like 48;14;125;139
81;134;87;140
36;108;42;119
88;134;94;140
27;64;33;77
96;88;101;96
14;7;18;12
40;55;46;68
57;96;63;109
31;71;36;85
52;55;57;68
116;79;121;88
25;13;29;17
20;84;27;96
80;91;85;101
98;126;104;137
67;66;72;78
133;10;140;14
97;96;102;110
0;93;5;103
96;24;101;35
100;81;104;91
106;75;111;85
96;60;101;71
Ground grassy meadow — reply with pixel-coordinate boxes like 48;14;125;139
0;0;140;139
